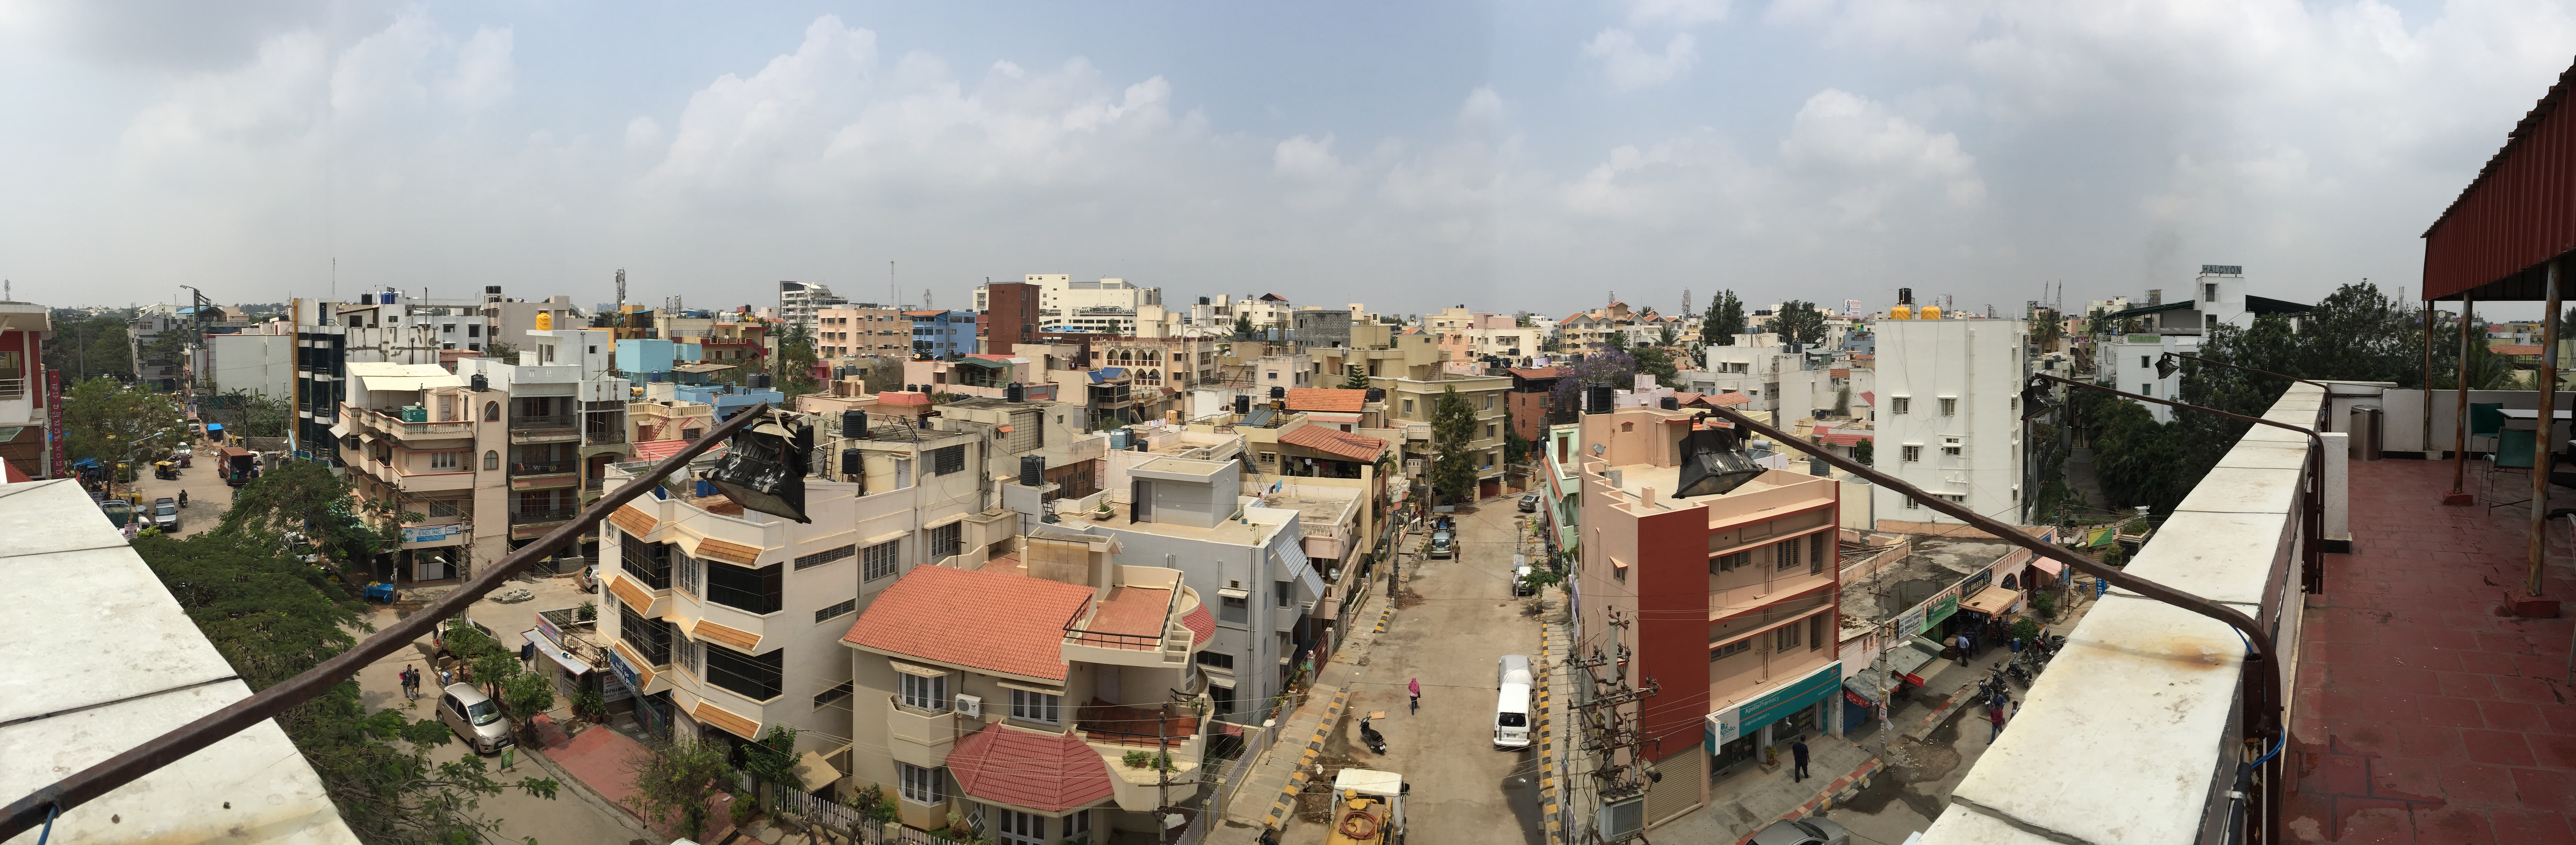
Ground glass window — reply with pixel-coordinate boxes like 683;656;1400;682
997;808;1045;845
794;544;854;570
1809;534;1826;575
1774;622;1801;652
898;763;946;804
1774;542;1798;571
1011;689;1062;724
928;523;962;559
484;402;500;421
483;450;499;470
930;445;967;475
1711;640;1751;661
702;642;784;701
618;603;672;665
1901;446;1921;462
900;672;947;711
679;638;701;678
863;540;900;581
1890;397;1908;415
1194;651;1235;671
813;681;854;708
430;451;458;470
622;534;672;589
1938;398;1957;416
706;562;783;615
815;598;857;624
1218;595;1248;625
675;554;702;599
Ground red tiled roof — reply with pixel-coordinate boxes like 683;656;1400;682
1180;603;1214;647
1506;367;1562;380
945;723;1115;813
842;565;1092;681
1818;429;1875;446
633;439;722;462
1861;391;1876;406
1705;392;1752;407
967;353;1014;361
1279;424;1389;461
2493;344;2543;356
902;310;944;317
1285;388;1367;413
877;391;933;407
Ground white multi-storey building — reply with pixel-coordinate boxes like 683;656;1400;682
1869;309;2027;527
1025;275;1163;334
2094;267;2309;423
780;281;849;331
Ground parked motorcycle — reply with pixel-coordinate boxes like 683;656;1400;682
1359;717;1388;755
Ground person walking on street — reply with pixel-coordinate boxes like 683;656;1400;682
1408;677;1422;714
1790;738;1811;782
1954;632;1971;667
1988;702;2008;742
399;666;412;699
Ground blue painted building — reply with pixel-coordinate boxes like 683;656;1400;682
907;309;976;359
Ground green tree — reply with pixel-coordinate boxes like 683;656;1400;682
772;321;820;397
481;341;520;364
627;738;738;840
211;388;294;438
740;724;805;808
1853;438;1874;466
1342;365;1372;389
1656;324;1679;348
1429;386;1479;505
133;531;557;843
1234;312;1257;339
1632;347;1680;389
63;377;187;472
222;460;417;564
1764;301;1828;347
44;313;133;380
1703;290;1744;347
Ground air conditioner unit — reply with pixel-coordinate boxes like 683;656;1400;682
953;694;982;718
1599;795;1645;841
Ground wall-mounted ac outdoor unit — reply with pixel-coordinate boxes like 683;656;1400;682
953;694;982;718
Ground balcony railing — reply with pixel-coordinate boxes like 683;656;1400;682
508;414;574;431
512;461;574;476
0;378;24;401
508;507;577;526
585;428;627;444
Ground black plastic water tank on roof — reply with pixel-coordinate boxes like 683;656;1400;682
1020;455;1047;487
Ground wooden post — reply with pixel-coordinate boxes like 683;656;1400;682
2424;298;2436;455
2447;294;2476;505
2535;263;2562;599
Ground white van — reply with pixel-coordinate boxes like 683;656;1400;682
1495;655;1534;749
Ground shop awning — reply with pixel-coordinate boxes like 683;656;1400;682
521;629;591;676
2029;556;2064;576
1961;585;2023;617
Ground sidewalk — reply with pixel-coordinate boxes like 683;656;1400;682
1219;598;1391;833
535;719;738;844
1650;736;1882;843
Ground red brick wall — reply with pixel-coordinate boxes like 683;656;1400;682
1634;507;1710;751
1509;390;1553;443
986;283;1041;355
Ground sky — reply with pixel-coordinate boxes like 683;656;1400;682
4;0;2575;319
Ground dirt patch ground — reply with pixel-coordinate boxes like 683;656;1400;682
1396;588;1426;609
1294;753;1368;823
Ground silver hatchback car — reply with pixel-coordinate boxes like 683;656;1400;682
437;683;514;754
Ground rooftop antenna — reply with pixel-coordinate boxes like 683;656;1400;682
924;288;932;309
890;261;898;311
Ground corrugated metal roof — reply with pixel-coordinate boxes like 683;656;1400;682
2423;57;2576;302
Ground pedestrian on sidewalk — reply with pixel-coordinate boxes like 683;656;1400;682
1790;738;1810;782
1954;632;1971;667
1408;677;1421;713
1988;702;2007;742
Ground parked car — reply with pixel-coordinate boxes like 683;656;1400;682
150;497;180;533
1512;563;1536;596
1518;492;1540;513
436;683;514;754
1428;529;1455;559
1750;818;1850;845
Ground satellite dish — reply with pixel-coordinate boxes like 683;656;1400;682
1591;443;1606;455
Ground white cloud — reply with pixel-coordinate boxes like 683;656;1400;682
625;116;663;150
1781;88;1985;219
1582;28;1699;90
1628;0;1730;26
441;27;514;110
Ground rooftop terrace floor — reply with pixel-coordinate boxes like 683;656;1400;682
2286;457;2576;843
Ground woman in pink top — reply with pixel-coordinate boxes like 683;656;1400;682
1409;678;1422;713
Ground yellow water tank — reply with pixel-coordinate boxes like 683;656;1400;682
1921;305;1943;320
534;311;553;331
1889;305;1912;320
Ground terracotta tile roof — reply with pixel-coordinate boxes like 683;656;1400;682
610;641;659;689
633;439;723;463
1702;392;1752;407
1180;603;1215;647
2494;344;2544;356
608;575;654;615
1505;367;1562;380
609;505;659;538
1819;429;1875;446
1279;424;1390;462
692;699;759;740
1285;388;1367;412
946;723;1116;813
843;565;1092;682
689;534;762;566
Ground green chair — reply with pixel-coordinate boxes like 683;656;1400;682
2469;402;2506;455
2489;428;2538;512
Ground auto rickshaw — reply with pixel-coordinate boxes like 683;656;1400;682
152;461;178;480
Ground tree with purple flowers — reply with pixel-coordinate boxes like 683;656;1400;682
1550;348;1638;412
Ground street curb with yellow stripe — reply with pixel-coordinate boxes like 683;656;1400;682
1259;687;1352;831
1537;624;1562;844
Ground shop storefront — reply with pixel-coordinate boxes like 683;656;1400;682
401;523;470;583
1705;661;1844;781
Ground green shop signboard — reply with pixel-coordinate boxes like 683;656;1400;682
1923;584;1962;631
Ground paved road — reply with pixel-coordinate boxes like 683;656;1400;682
1282;501;1546;845
112;443;237;537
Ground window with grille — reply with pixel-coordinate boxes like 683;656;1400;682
1905;498;1923;510
1809;615;1826;651
863;540;900;581
1195;651;1235;671
1939;398;1957;416
1012;689;1062;724
794;545;854;570
679;639;702;678
1774;542;1798;571
1219;595;1248;625
1901;446;1922;462
1809;533;1827;575
928;523;963;559
675;554;702;599
703;642;783;701
813;681;854;708
1774;623;1801;652
622;534;671;589
1891;397;1909;414
997;808;1046;845
900;673;946;711
430;452;458;470
930;445;966;475
619;604;672;665
815;598;857;624
1714;550;1751;573
898;763;946;804
1943;438;1962;457
707;563;783;614
1711;640;1751;661
426;498;464;517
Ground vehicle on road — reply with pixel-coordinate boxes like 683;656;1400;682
221;447;257;486
1512;562;1536;596
1518;492;1539;512
1750;817;1850;845
99;498;140;539
150;497;180;533
436;683;514;754
1427;529;1454;559
1324;769;1408;845
1495;654;1533;749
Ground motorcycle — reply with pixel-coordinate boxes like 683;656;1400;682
2005;659;2033;687
1359;717;1388;755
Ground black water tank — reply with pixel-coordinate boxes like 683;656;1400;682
1364;387;1385;403
1234;395;1251;414
1019;455;1046;487
1269;385;1286;399
1006;382;1025;403
842;409;867;437
470;373;488;392
1660;396;1679;410
750;372;773;389
1898;287;1914;305
841;449;862;476
1587;384;1613;414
